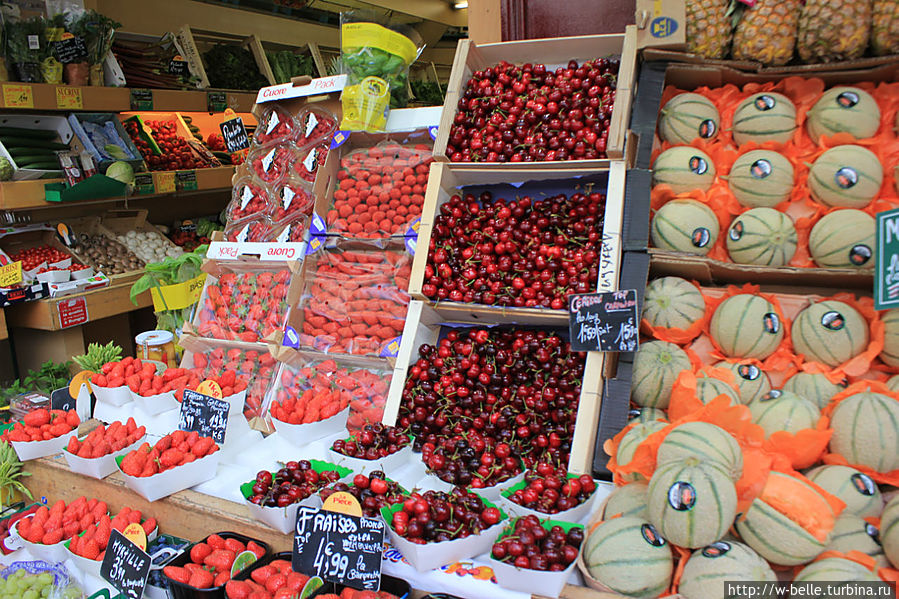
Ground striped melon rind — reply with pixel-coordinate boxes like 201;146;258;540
880;309;899;367
732;92;798;147
783;372;845;411
616;421;668;482
830;392;899;472
651;199;720;256
791;300;869;368
695;375;741;407
678;541;776;599
658;93;721;145
602;482;649;521
808;145;883;209
807;87;881;142
808;209;875;269
747;389;820;437
709;294;784;360
824;514;886;567
652;147;717;194
881;495;899;568
726;207;797;266
805;464;882;519
728;149;795;208
631;340;693;409
656;421;744;482
793;557;880;583
735;498;828;565
627;407;668;425
648;458;737;549
714;361;771;404
642;276;706;330
888;375;899;393
581;516;674;598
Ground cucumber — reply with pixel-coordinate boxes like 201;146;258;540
6;147;58;159
18;161;62;169
0;127;58;139
0;137;68;150
12;154;59;164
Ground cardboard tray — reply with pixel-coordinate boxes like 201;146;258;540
490;519;583;598
382;301;605;475
116;450;221;502
0;114;73;180
433;27;638;166
92;384;134;407
409;162;627;325
10;429;78;461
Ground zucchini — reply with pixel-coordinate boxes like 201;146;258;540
0;127;59;139
6;147;58;159
1;137;68;150
18;161;62;169
12;154;59;164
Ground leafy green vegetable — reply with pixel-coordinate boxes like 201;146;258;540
411;79;445;106
72;342;121;374
6;16;46;77
266;50;314;84
203;44;268;90
68;10;120;66
0;360;72;406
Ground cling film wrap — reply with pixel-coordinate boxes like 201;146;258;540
295;246;410;356
327;136;434;238
266;353;392;434
339;14;424;131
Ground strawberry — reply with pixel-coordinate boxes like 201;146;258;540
190;542;212;564
247;540;266;559
164;565;190;585
187;568;215;589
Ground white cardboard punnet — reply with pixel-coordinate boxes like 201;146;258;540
117;450;220;502
325;444;413;476
491;551;578;598
11;429;78;461
92;385;133;406
271;406;349;447
130;390;179;415
384;516;508;573
63;435;147;480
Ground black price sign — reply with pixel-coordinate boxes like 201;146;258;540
220;117;250;153
568;289;640;352
168;58;189;76
130;88;153;111
178;389;229;443
53;36;88;63
50;386;76;412
101;529;151;599
293;506;385;591
207;91;227;112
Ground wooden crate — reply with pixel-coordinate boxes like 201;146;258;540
409;162;627;325
433;26;638;167
175;25;275;90
260;40;328;80
382;300;604;474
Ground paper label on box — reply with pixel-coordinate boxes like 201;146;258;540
405;236;416;255
56;86;82;110
276;225;292;244
428;126;438;140
235;224;250;243
380;337;401;358
58;296;88;329
0;261;22;287
310;214;326;237
241;185;254;209
3;84;33;108
305;235;324;255
150;273;206;312
305;112;319;138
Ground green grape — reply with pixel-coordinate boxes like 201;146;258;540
36;573;52;586
23;589;38;599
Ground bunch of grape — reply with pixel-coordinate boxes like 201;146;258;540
0;569;81;599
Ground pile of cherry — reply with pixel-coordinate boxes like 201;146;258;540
446;58;619;163
491;516;584;572
397;328;586;469
246;460;342;507
422;190;604;308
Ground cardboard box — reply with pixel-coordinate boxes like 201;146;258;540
433;27;638;166
0;114;73;180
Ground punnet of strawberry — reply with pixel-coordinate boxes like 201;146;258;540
253;106;299;147
118;430;218;477
269;360;352;425
65;418;145;459
16;497;108;547
228;177;272;224
163;533;266;590
196;269;292;343
295;106;337;149
68;506;157;561
225;557;309;598
1;408;79;443
386;487;505;544
90;356;154;390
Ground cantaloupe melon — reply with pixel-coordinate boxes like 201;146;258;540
726;207;797;266
603;482;649;520
652;147;717;194
656;421;744;482
695;375;741;407
824;514;886;567
632;340;693;409
658;93;721;145
581;516;673;598
888;375;899;393
830;392;899;472
880;309;899;367
880;495;899;568
791;300;869;368
678;541;776;599
627;408;668;425
793;556;880;583
709;294;784;359
727;149;795;208
808;209;875;268
748;389;820;437
806;464;882;518
642;276;706;331
783;372;845;411
734;471;836;566
732;92;798;147
807;87;881;142
714;361;771;404
617;421;669;482
651;200;720;256
808;145;883;209
648;458;737;548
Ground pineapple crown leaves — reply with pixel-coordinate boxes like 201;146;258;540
726;1;747;29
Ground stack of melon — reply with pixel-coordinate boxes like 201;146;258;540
650;83;893;271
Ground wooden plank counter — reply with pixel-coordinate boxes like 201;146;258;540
23;456;622;599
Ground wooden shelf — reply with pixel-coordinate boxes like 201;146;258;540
0;82;257;113
5;279;151;331
0;166;234;211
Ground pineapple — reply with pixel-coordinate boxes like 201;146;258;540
872;0;899;56
732;0;801;66
797;0;872;63
685;0;733;59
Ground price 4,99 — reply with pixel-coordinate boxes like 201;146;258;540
312;537;348;580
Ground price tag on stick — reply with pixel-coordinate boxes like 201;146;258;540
293;505;385;591
220;116;250;153
101;529;151;599
568;289;640;352
178;388;229;443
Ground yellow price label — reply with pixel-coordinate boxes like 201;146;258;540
0;261;22;287
69;370;93;399
56;86;83;109
2;84;33;108
149;273;206;312
322;491;363;516
197;380;223;399
156;171;176;194
123;522;148;551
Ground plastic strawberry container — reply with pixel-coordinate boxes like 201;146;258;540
227;177;272;225
248;144;296;185
267;214;309;244
271;176;315;225
162;531;270;599
223;216;273;243
252;105;299;148
295;106;337;149
292;142;329;184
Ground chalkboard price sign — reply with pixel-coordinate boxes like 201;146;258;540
101;529;151;599
50;386;76;412
53;36;88;63
220;117;250;153
293;506;385;591
168;58;189;76
568;289;640;352
178;389;229;443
